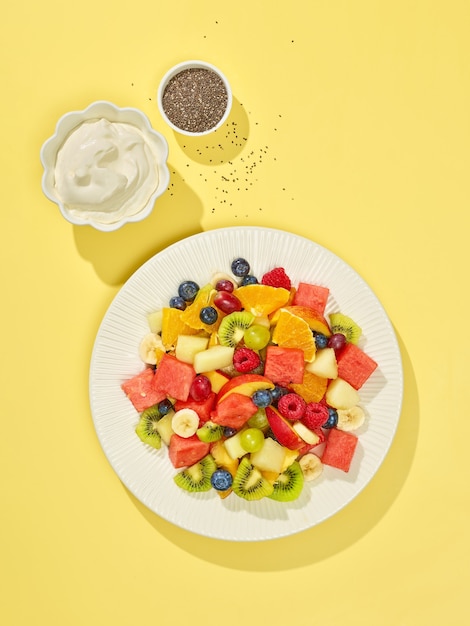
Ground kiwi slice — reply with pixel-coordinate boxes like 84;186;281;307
174;454;217;492
135;405;162;449
232;457;274;501
197;421;224;443
218;311;255;347
268;461;304;502
329;312;362;344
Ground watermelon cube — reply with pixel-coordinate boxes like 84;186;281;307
174;392;217;424
336;343;378;390
264;346;304;385
293;282;329;315
168;434;211;468
121;368;166;412
321;428;358;472
152;353;196;401
212;392;258;430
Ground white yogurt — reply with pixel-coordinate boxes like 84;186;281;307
54;118;160;224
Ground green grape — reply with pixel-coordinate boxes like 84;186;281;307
240;428;264;453
243;324;271;350
247;408;269;430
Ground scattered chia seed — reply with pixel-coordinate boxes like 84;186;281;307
162;68;228;133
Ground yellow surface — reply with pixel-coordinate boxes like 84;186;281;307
1;1;469;624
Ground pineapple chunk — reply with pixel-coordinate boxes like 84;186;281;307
280;448;299;472
205;369;229;393
211;440;239;475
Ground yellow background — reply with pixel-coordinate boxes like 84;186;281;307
1;1;468;624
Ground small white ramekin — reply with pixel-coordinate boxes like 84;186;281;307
40;101;170;232
157;60;232;137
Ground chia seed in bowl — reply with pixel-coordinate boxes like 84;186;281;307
157;61;232;136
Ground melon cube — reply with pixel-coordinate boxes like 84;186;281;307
175;335;209;364
155;411;175;446
325;377;360;409
321;428;358;472
250;437;286;474
147;310;163;334
306;347;338;379
223;430;248;459
193;345;235;373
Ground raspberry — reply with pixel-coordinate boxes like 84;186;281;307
233;347;261;373
261;267;292;290
277;392;306;420
302;402;329;429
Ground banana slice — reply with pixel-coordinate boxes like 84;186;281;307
336;405;365;431
210;272;237;289
299;453;323;481
139;332;165;365
171;409;199;438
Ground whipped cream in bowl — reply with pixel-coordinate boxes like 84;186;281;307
40;101;170;231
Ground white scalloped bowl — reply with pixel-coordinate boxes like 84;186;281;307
40;101;170;232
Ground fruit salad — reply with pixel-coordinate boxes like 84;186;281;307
121;257;378;502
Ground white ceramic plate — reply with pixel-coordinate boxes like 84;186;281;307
89;227;403;541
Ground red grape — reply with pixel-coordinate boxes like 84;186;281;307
214;291;242;314
215;279;235;293
189;375;211;401
328;333;347;351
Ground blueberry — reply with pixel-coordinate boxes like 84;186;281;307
178;280;199;302
323;408;338;429
223;426;238;438
314;332;329;349
270;385;289;404
252;389;272;408
169;296;186;310
158;399;173;416
210;468;233;491
241;274;258;286
199;306;218;325
231;257;250;277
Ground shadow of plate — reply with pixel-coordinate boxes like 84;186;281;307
124;329;418;571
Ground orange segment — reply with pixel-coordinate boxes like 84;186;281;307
234;285;290;317
290;370;328;403
271;305;331;336
271;308;317;362
161;307;201;350
180;284;223;333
